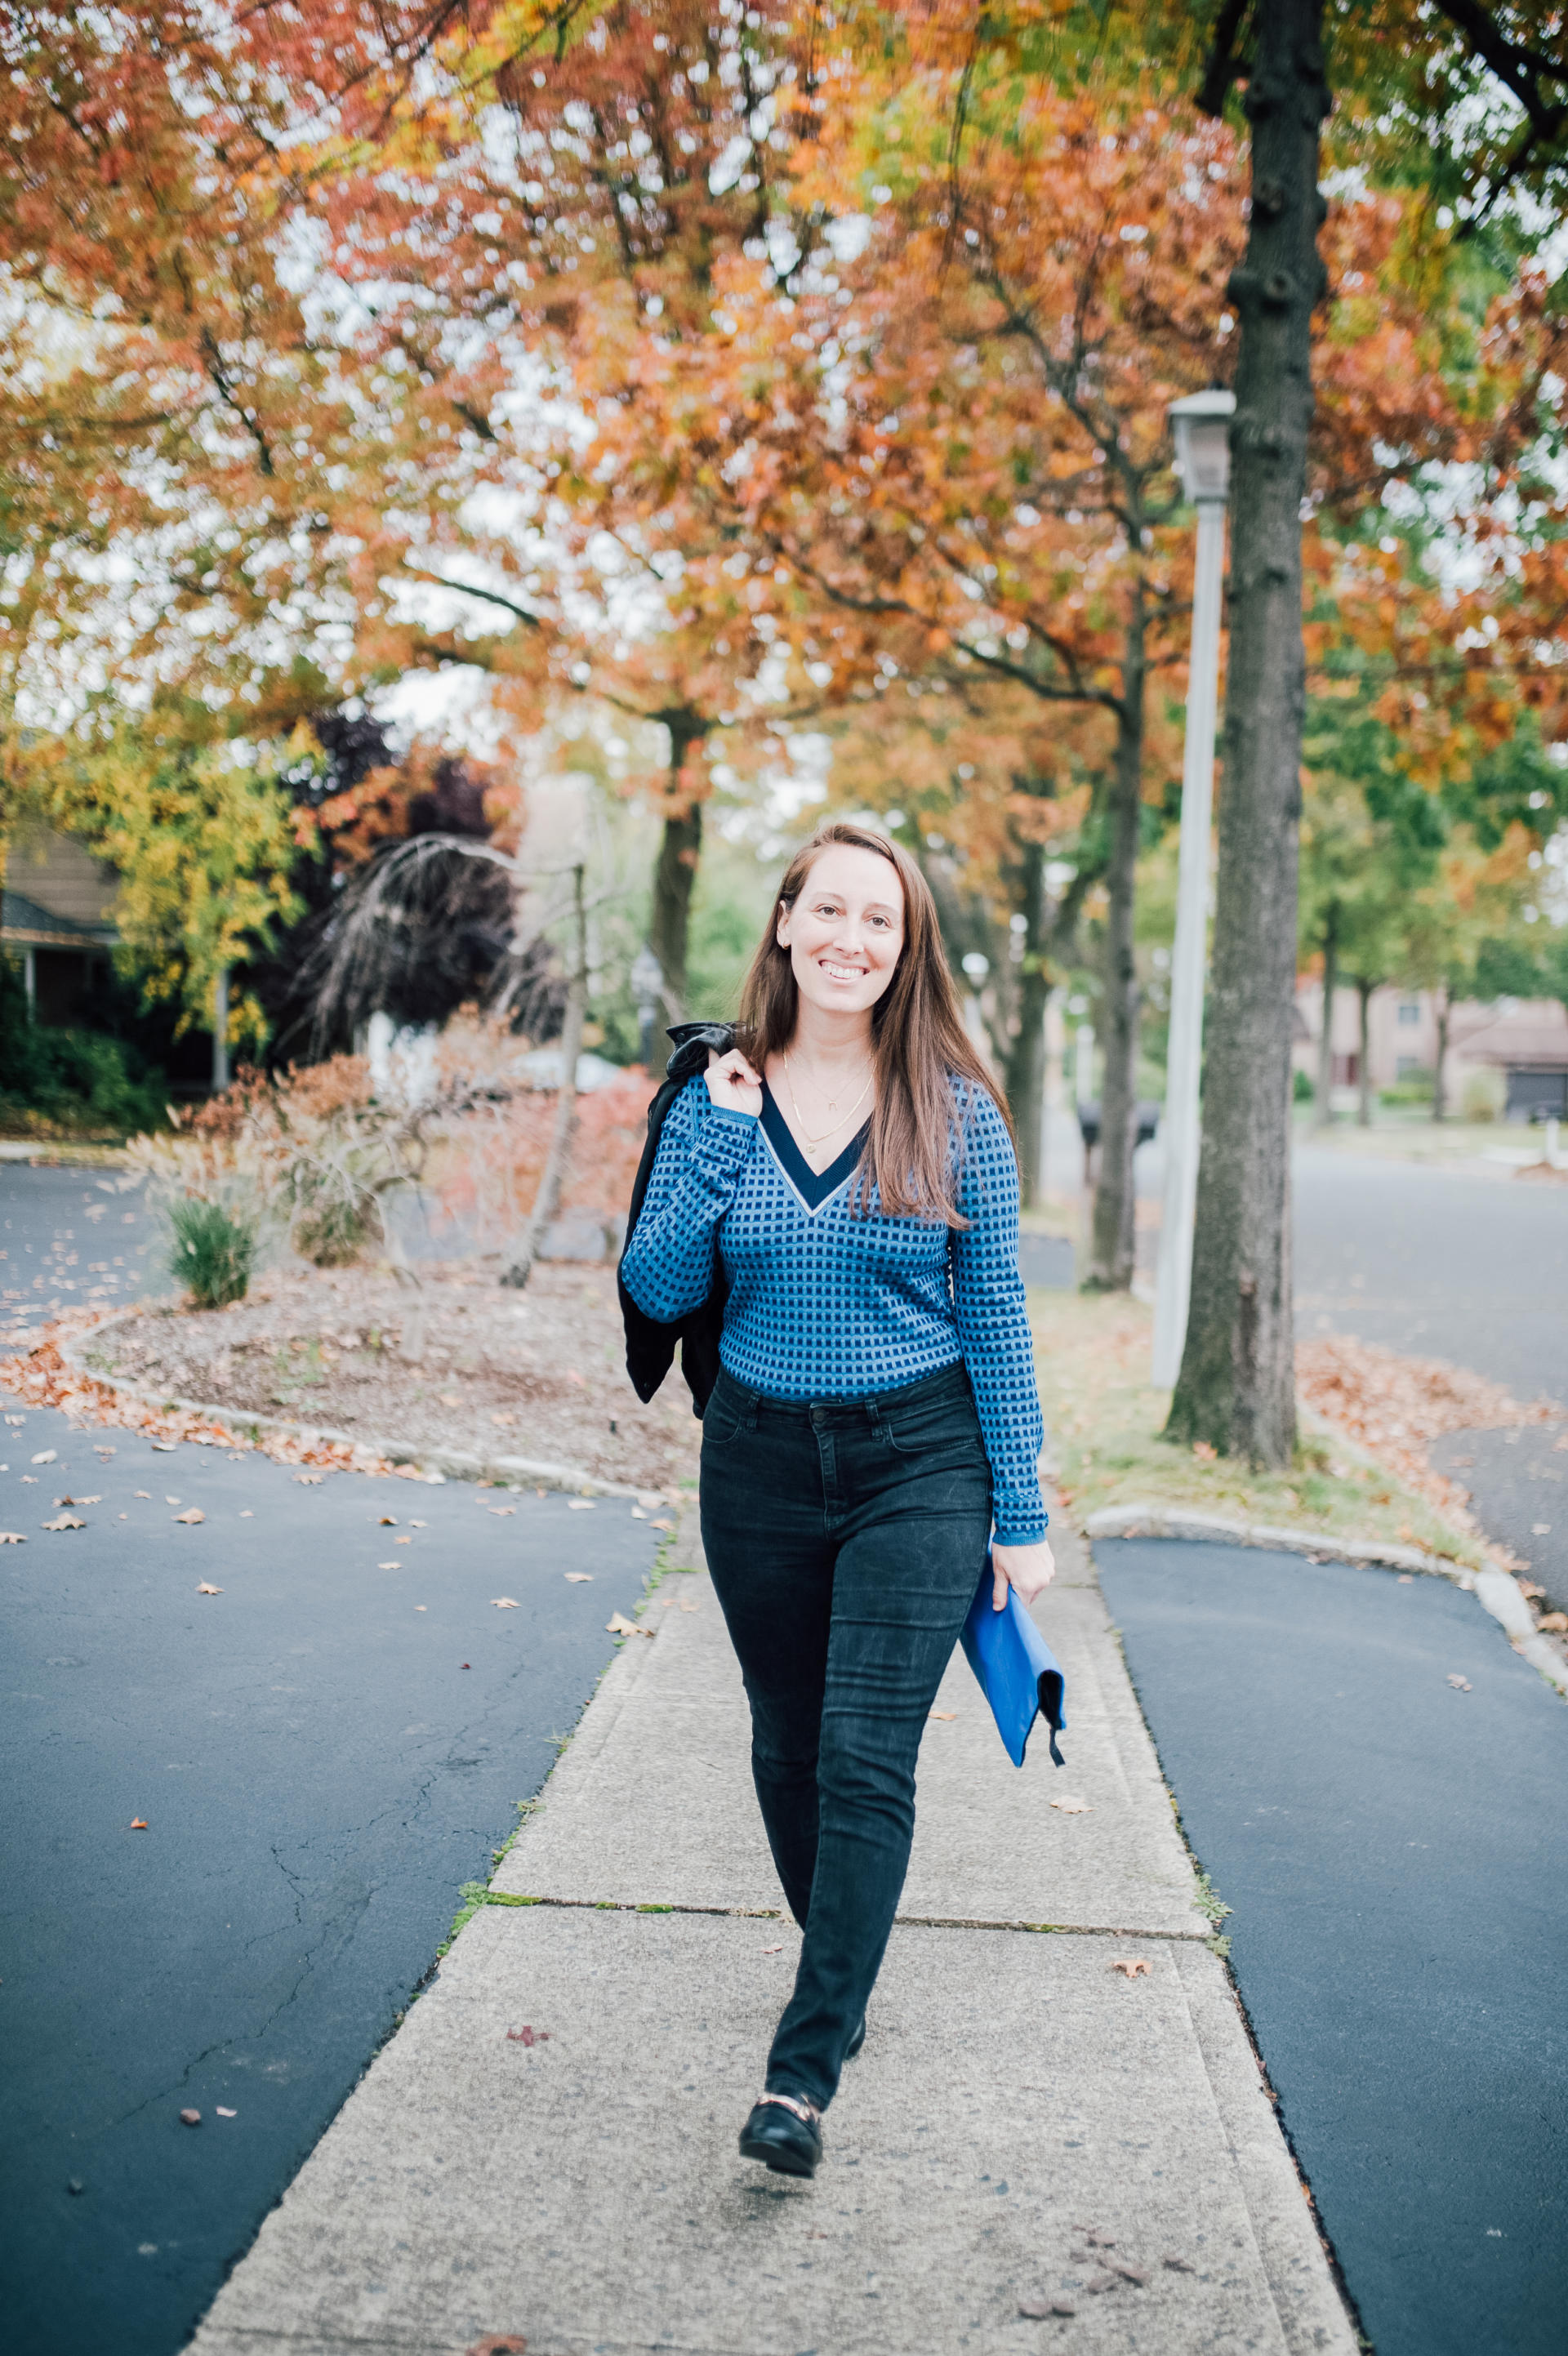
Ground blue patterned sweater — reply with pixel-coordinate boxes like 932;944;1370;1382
621;1073;1046;1543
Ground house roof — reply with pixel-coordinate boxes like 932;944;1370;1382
1;887;118;951
1457;1009;1568;1071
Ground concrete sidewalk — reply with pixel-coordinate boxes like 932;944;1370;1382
188;1513;1356;2356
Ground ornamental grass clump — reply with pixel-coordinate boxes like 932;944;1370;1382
167;1194;259;1307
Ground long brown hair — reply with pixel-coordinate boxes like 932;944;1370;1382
736;821;1013;1227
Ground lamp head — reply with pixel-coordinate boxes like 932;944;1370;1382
1169;388;1236;505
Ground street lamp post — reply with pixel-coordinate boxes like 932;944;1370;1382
1152;390;1235;1389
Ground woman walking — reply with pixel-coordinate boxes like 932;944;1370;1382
621;822;1054;2178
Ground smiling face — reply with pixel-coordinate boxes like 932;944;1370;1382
776;842;906;1022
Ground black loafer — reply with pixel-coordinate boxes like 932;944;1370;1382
845;2012;867;2061
739;2091;822;2177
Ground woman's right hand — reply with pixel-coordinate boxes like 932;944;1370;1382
705;1045;764;1117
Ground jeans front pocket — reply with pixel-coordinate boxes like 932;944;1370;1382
884;1398;987;1463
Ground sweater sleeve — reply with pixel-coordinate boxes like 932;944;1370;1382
621;1074;757;1323
949;1088;1048;1546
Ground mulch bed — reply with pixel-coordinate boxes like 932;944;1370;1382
67;1261;700;1495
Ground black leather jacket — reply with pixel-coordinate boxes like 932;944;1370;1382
617;1021;737;1416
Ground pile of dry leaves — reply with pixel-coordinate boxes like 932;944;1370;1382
1297;1334;1559;1527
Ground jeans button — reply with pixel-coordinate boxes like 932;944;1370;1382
810;1406;825;1427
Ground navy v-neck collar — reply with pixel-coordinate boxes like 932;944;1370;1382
760;1080;870;1212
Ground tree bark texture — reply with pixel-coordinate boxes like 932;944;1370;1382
1004;835;1050;1207
1356;978;1374;1127
647;710;708;1048
1314;911;1338;1125
1433;991;1450;1122
1086;584;1147;1290
1167;0;1327;1464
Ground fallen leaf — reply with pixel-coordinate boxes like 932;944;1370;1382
216;2106;237;2118
0;1532;25;1544
606;1612;653;1638
492;1597;520;1609
566;1370;585;1386
505;2025;550;2046
30;1449;57;1465
679;1601;700;1612
630;1507;648;1519
488;1506;516;1517
295;1472;323;1485
460;1662;470;1669
378;1561;401;1570
1191;1440;1217;1462
1018;2299;1077;2319
56;1494;101;1506
174;1508;206;1525
165;1494;180;1504
650;1517;673;1531
1531;1522;1552;1537
414;1605;426;1611
135;1490;149;1499
466;2336;528;2356
1447;1673;1472;1691
130;1818;148;1830
1111;1958;1152;1979
239;1509;252;1518
568;1498;595;1511
1538;1612;1568;1633
760;1943;785;1954
180;2109;201;2127
410;1518;427;1528
439;1392;461;1408
196;1583;224;1596
379;1516;399;1527
1162;2253;1196;2273
489;1411;516;1427
1112;2262;1150;2285
564;1572;593;1583
42;1513;85;1531
151;1441;176;1453
1050;1794;1092;1813
1085;2273;1118;2294
929;1709;957;1721
394;1536;412;1546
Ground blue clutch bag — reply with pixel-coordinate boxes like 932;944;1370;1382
960;1553;1067;1769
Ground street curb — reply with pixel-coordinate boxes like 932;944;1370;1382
51;1308;657;1503
1085;1502;1567;1698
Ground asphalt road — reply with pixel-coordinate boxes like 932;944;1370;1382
0;1160;164;1340
0;1396;663;2356
1097;1537;1568;2356
1291;1147;1568;1403
1292;1148;1568;1614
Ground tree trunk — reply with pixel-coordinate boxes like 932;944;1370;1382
501;864;588;1289
1356;978;1374;1126
1432;990;1450;1122
1004;836;1050;1207
1086;587;1146;1290
1314;909;1338;1127
647;710;707;1049
1166;0;1327;1465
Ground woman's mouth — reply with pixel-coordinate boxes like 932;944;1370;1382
818;960;866;983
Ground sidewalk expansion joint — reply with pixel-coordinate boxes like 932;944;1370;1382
474;1891;1211;1940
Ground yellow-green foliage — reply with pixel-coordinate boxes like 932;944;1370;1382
38;725;308;1049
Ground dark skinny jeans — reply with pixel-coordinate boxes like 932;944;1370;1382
699;1359;992;2113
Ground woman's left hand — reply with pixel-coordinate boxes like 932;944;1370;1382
991;1538;1056;1610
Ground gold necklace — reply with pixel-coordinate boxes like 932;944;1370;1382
783;1049;875;1147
